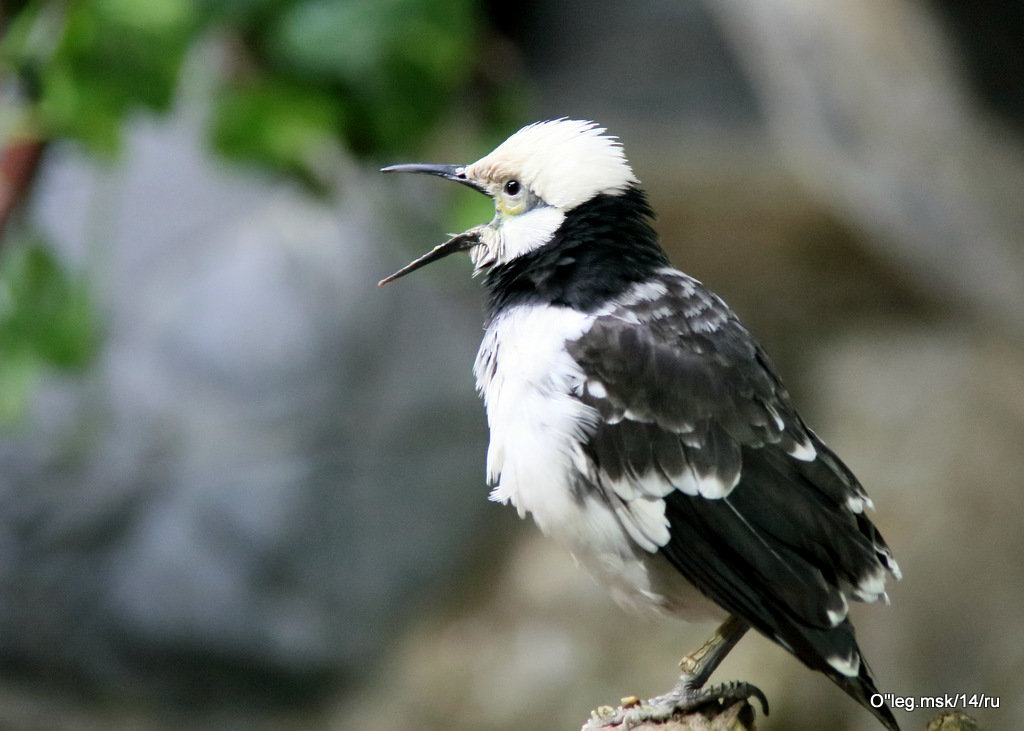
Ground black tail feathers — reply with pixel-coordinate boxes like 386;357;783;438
831;658;900;731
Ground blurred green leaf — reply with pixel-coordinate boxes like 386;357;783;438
0;239;98;423
3;0;200;154
0;240;98;372
210;77;343;187
3;0;491;176
0;0;504;419
0;351;36;425
270;0;473;82
265;0;478;156
194;0;289;28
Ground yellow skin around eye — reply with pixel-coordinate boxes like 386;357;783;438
496;198;523;216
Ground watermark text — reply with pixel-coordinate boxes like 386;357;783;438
871;692;1000;713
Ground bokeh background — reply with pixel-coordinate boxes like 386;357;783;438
2;1;1023;729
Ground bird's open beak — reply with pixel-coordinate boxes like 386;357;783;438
377;228;482;286
378;163;491;286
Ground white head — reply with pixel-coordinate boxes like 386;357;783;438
379;120;639;285
466;119;637;210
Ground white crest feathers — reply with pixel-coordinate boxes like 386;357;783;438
467;119;638;210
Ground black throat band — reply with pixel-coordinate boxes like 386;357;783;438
483;186;669;319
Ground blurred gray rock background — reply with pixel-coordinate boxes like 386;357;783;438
1;83;491;715
1;1;1023;729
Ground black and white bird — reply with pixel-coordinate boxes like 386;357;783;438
380;119;901;730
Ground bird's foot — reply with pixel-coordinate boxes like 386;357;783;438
583;677;768;729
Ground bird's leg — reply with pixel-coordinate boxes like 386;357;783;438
584;616;768;729
658;615;768;716
677;614;749;688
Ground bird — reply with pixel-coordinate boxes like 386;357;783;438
379;119;901;730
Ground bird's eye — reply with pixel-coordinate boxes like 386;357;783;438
503;179;521;196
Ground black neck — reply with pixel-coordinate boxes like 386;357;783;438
482;186;668;318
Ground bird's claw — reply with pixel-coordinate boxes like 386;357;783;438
583;678;768;729
692;680;770;716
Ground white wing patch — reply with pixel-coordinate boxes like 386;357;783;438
607;471;676;502
827;648;861;677
846;494;875;514
853;565;890;603
787;436;818;461
616;279;668;307
826;592;850;626
668;463;740;499
616;496;671;552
